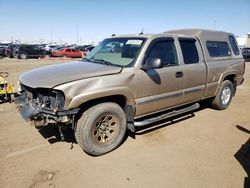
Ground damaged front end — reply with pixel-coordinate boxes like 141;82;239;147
15;84;80;127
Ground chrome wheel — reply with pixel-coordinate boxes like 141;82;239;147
20;53;27;59
221;86;231;105
91;113;120;145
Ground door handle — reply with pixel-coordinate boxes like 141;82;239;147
175;71;183;78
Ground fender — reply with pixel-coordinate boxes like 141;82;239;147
218;71;237;86
68;86;135;109
215;70;237;96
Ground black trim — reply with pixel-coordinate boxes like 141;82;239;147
134;103;200;127
136;92;183;105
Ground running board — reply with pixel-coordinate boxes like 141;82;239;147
134;103;200;127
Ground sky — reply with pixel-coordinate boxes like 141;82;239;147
0;0;250;44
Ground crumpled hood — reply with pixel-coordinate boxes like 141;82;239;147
19;61;122;88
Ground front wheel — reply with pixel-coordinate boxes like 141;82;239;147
75;102;127;156
211;80;234;110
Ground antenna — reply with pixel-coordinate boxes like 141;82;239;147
139;28;144;35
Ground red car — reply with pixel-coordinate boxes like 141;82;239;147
51;48;86;58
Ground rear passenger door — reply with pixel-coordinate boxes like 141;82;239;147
32;46;43;57
178;38;207;103
65;49;72;57
24;46;33;56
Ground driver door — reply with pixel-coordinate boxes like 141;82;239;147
135;38;184;117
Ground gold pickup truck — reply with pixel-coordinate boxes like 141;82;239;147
16;29;245;155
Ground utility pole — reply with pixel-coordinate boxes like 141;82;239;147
76;24;79;45
50;31;53;44
213;19;217;30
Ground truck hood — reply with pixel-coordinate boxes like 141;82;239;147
19;61;122;88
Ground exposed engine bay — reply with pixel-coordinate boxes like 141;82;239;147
15;84;79;126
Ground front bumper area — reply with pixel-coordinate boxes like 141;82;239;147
15;94;80;125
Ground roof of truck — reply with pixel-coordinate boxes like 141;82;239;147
164;29;234;41
113;29;234;40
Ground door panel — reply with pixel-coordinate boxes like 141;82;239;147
182;64;206;102
135;66;184;117
134;38;184;117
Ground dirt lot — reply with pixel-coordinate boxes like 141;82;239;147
0;58;249;188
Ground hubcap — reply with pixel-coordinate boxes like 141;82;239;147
91;113;119;145
221;86;231;105
21;54;26;59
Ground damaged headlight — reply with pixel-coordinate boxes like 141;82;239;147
36;89;65;112
19;84;65;112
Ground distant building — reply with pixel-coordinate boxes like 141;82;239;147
236;33;250;48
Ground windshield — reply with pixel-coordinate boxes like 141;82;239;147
84;38;145;67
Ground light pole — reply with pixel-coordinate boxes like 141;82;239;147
76;24;79;45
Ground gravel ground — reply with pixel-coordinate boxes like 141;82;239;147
0;58;249;188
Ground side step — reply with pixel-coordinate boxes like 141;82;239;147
134;103;200;127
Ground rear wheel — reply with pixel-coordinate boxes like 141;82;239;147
19;53;27;59
211;80;234;110
75;102;127;156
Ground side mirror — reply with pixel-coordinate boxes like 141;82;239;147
141;57;162;70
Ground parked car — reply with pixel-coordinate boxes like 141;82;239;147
0;43;11;57
51;47;84;58
241;47;250;61
42;45;61;56
16;29;245;156
13;44;45;59
75;45;95;53
0;47;6;57
5;44;19;58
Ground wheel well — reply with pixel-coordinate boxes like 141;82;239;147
223;74;237;95
76;95;135;132
78;95;127;112
223;74;235;83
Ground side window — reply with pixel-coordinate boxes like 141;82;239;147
229;36;239;55
32;46;40;50
179;39;199;64
23;46;30;50
65;49;71;52
147;40;178;66
206;41;231;57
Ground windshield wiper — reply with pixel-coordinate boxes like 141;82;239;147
91;58;123;67
82;57;91;62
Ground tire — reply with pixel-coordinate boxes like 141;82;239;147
75;102;127;156
211;80;234;110
19;53;27;59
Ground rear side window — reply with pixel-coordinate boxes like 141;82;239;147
229;36;239;55
147;40;178;66
206;41;231;57
179;39;199;64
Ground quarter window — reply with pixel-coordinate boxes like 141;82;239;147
147;40;178;66
179;39;199;64
229;36;239;55
206;41;231;57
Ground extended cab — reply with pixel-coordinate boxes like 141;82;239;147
16;29;245;155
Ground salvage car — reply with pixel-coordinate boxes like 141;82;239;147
16;29;245;156
51;48;84;58
13;44;45;59
5;44;19;58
